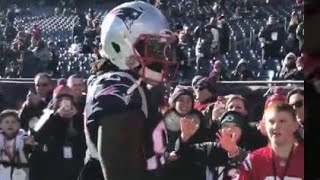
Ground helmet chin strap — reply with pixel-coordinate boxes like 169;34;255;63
127;77;143;95
126;67;163;95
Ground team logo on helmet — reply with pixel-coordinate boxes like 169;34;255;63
111;7;143;30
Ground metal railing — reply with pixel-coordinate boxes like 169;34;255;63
0;78;304;85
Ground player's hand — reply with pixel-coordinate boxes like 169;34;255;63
216;130;238;156
167;151;179;161
180;117;199;142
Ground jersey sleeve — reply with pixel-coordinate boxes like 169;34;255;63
85;73;141;124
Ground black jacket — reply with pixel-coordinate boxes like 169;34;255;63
175;139;248;180
29;109;86;180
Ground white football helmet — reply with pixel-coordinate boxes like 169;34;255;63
100;1;177;83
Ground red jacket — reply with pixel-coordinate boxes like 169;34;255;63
238;144;304;180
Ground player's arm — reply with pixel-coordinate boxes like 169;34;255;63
97;110;146;180
89;76;146;180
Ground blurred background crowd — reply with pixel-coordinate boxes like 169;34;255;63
0;0;304;81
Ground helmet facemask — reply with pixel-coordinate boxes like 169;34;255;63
130;33;179;84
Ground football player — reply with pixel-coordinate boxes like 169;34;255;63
79;1;178;180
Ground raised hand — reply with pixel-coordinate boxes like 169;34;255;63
216;130;238;156
180;117;199;142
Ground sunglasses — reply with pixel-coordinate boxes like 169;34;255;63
291;100;303;108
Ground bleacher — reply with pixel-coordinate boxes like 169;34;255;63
4;0;298;79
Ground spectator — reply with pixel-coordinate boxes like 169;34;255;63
264;88;287;109
174;111;248;180
32;41;50;71
3;24;17;43
286;88;304;126
205;17;220;58
225;94;249;117
54;6;62;16
181;24;194;46
191;75;204;89
293;56;304;80
85;8;95;21
209;60;229;81
66;74;86;111
193;76;218;128
28;36;39;51
195;37;213;76
83;20;98;44
208;94;249;137
14;27;27;44
19;44;41;78
278;52;298;80
259;15;285;70
68;36;83;55
82;38;92;54
284;11;300;55
30;85;86;180
72;20;85;42
286;88;304;142
76;10;87;28
47;41;59;77
238;103;304;180
165;86;201;152
19;73;53;131
230;59;255;81
5;7;16;26
177;32;195;80
0;109;35;180
31;24;42;42
296;18;304;53
226;94;268;150
194;76;217;112
165;87;208;180
217;14;230;56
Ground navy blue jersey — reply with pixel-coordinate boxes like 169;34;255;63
85;72;146;125
84;71;166;170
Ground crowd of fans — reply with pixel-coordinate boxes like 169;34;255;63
0;0;304;81
0;0;304;180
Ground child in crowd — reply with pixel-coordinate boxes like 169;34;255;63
238;103;304;180
0;109;35;180
173;111;249;180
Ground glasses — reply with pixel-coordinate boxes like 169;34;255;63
290;100;303;108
